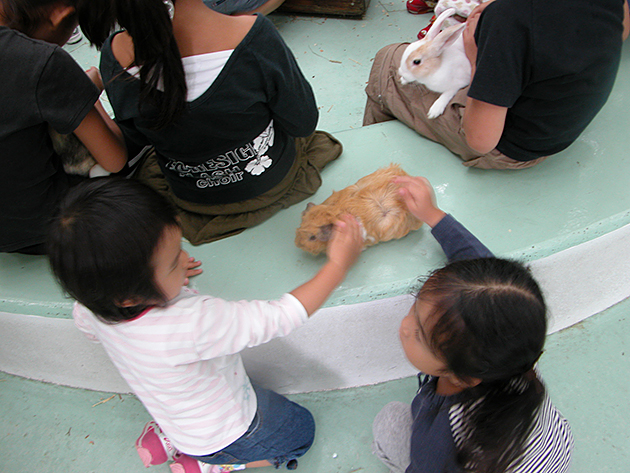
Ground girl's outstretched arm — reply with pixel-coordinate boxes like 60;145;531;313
290;214;364;315
73;67;127;172
394;176;493;260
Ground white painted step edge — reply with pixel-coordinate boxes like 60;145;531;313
2;223;629;394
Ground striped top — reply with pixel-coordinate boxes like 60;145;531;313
73;288;307;455
407;215;574;472
449;373;574;473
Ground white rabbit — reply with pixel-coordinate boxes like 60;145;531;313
398;8;471;119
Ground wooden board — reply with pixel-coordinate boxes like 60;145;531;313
278;0;370;17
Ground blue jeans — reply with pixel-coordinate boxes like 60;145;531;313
190;385;315;468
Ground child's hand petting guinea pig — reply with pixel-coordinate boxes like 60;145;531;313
392;176;446;228
326;213;365;272
290;214;364;316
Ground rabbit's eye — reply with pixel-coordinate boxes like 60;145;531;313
413;59;422;65
309;235;317;241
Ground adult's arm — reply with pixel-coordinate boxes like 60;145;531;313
461;0;507;154
73;107;127;173
72;67;127;172
462;98;507;154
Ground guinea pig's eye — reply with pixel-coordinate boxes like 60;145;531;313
413;59;421;65
308;235;317;241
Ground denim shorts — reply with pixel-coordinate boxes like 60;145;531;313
203;0;268;14
190;385;315;468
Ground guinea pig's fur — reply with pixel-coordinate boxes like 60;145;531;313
295;164;423;255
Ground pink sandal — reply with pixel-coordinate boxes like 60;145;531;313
135;421;178;467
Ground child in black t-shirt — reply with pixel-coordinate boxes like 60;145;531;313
0;0;127;254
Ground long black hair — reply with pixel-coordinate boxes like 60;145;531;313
77;0;187;129
48;178;181;323
419;258;547;473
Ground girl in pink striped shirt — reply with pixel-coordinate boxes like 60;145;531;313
48;178;363;473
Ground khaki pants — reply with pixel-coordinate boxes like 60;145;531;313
363;43;547;170
136;131;342;245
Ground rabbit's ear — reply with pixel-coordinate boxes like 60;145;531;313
431;22;466;54
424;7;457;40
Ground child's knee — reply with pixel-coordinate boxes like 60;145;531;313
373;401;412;438
372;402;412;473
292;403;315;448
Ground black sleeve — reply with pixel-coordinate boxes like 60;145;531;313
407;409;460;473
255;17;318;137
431;214;494;261
37;47;100;134
467;0;530;108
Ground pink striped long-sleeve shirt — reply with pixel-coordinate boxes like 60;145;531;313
73;288;307;455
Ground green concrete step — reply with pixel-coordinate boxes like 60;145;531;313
4;106;630;319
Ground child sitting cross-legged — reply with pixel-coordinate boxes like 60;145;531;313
47;178;364;473
372;176;574;473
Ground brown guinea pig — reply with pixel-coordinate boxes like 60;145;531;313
295;164;423;255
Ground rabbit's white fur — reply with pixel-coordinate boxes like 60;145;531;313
399;8;471;119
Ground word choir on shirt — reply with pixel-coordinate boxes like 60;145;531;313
165;121;275;189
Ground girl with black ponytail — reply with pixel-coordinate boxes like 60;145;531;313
79;0;342;245
372;176;574;473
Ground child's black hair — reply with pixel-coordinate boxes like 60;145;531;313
418;258;547;473
1;0;77;36
48;178;180;323
77;0;187;130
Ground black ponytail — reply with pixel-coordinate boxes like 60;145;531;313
419;258;547;473
453;372;545;472
77;0;187;130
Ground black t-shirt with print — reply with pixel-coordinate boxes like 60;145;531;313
100;14;318;205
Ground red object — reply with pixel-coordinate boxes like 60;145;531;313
418;14;437;39
406;0;432;15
